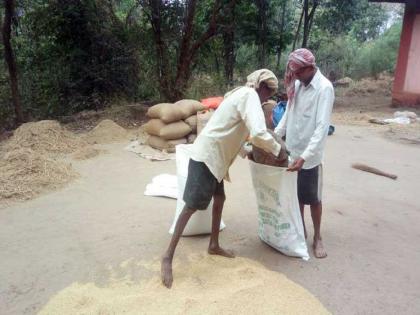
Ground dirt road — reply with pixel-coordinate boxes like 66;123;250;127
1;124;419;314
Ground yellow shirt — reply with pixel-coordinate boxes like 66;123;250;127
191;87;281;182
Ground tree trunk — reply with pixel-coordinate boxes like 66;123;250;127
147;0;235;101
301;0;318;48
148;0;172;100
172;0;199;101
276;0;287;71
255;0;268;68
2;0;24;125
292;4;304;51
222;2;236;87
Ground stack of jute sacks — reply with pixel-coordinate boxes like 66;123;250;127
143;99;206;152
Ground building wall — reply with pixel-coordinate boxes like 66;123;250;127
403;13;420;94
392;6;420;106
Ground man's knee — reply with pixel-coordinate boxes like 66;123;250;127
182;206;197;215
310;201;322;209
214;193;226;204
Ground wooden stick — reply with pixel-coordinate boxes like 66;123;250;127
351;163;397;180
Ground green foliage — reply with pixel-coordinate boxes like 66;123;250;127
310;21;402;80
351;22;402;78
235;43;259;78
21;0;140;116
1;0;140;124
314;0;388;41
0;0;404;126
308;0;400;80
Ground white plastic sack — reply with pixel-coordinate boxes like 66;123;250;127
144;174;178;199
249;160;309;260
393;111;417;122
384;116;411;125
169;144;226;236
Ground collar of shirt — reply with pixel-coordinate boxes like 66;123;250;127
308;68;321;90
294;69;321;96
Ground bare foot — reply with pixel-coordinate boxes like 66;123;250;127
161;256;173;288
208;245;235;258
313;239;327;258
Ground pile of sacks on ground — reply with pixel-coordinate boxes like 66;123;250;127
143;99;214;152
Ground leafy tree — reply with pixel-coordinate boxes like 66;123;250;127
314;0;388;41
16;0;139;116
137;0;237;101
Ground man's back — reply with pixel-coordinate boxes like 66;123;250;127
191;87;263;182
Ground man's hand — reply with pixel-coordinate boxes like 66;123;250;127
287;157;305;172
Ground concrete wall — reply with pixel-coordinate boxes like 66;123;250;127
392;6;420;106
403;14;420;94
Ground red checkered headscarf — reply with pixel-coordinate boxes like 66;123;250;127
285;48;316;103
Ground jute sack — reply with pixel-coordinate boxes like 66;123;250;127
175;99;205;117
144;119;192;140
146;103;172;118
160;120;192;140
143;119;166;136
147;136;187;153
262;100;277;130
184;115;197;133
187;133;197;144
146;103;185;123
252;130;288;167
197;110;214;135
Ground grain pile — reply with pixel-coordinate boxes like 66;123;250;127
84;119;129;144
342;73;393;97
0;120;94;203
0;119;132;204
71;147;103;160
3;120;85;154
39;254;330;315
0;148;77;201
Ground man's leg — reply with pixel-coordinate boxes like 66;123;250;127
208;193;235;258
299;202;307;239
161;206;196;288
310;201;327;258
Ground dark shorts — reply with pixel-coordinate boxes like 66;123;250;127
183;159;225;210
297;165;323;205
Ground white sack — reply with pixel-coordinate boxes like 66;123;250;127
249;160;309;260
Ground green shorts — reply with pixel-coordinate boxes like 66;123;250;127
297;165;323;205
183;159;224;210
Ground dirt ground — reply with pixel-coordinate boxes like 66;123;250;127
1;92;420;314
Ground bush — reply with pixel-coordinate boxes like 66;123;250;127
0;0;141;123
351;22;402;79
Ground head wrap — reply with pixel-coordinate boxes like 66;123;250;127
245;69;278;92
224;69;278;98
284;48;316;103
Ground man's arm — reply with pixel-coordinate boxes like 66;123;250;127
300;85;334;162
238;90;281;157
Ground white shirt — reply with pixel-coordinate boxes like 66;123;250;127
274;69;334;169
191;87;281;182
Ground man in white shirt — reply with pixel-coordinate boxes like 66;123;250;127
161;69;288;288
275;49;334;258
